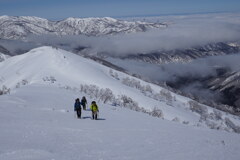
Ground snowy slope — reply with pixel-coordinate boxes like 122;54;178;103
1;46;240;159
0;15;166;39
0;46;240;133
1;85;240;160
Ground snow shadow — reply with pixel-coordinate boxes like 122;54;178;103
81;116;106;120
96;118;106;120
82;116;92;119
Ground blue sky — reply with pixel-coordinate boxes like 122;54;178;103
0;0;240;19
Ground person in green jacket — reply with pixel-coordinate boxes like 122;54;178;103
90;101;99;120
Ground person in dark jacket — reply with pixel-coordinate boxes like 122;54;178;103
74;98;82;118
90;101;99;120
81;96;87;110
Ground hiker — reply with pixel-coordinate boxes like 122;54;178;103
90;101;99;120
81;96;87;110
74;98;82;118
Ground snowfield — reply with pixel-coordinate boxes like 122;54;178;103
0;46;240;160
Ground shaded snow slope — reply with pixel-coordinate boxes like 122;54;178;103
0;46;240;133
0;84;240;160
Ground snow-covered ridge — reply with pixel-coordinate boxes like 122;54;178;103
0;46;240;133
0;15;167;39
119;42;240;64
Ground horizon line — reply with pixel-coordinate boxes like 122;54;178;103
1;10;240;21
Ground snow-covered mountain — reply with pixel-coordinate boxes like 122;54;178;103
1;46;240;159
0;46;239;132
0;15;166;39
115;42;240;64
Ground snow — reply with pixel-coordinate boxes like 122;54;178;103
0;52;10;62
1;84;240;160
0;46;240;159
0;15;166;39
1;46;240;128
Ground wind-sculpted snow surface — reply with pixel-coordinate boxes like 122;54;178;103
0;15;166;39
0;46;240;133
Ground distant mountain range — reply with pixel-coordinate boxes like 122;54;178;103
119;42;240;64
0;15;167;39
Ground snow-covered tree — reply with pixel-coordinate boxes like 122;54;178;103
0;85;10;95
151;107;164;118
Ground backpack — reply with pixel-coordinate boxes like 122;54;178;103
74;101;81;110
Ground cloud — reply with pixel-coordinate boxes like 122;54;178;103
179;82;223;102
110;53;240;81
107;53;240;102
0;39;39;55
22;13;240;57
97;22;240;56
